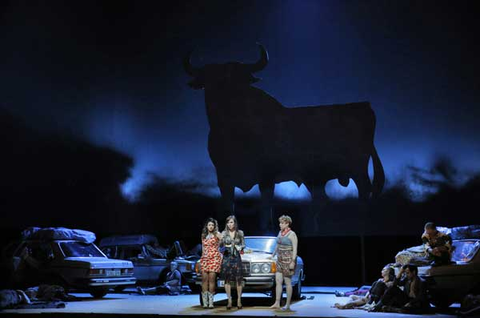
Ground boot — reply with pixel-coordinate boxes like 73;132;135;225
208;292;214;309
201;292;208;309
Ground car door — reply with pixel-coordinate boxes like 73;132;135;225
136;245;169;282
13;241;56;285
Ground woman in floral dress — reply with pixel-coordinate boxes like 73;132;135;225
200;218;223;308
220;215;245;309
270;215;298;311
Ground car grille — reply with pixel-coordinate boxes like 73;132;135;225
242;262;250;276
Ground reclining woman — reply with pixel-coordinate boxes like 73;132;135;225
334;265;395;310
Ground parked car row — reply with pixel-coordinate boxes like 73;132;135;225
2;228;306;301
2;228;200;298
3;227;135;298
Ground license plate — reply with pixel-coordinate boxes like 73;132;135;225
106;269;121;276
217;280;245;287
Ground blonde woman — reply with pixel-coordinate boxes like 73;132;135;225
200;218;223;308
270;215;298;311
220;215;245;309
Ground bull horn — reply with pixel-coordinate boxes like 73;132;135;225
183;49;200;76
246;43;269;73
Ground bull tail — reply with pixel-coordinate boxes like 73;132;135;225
371;145;385;198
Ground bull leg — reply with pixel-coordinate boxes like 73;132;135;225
352;173;372;200
218;180;235;219
259;181;275;234
305;182;328;234
306;182;329;204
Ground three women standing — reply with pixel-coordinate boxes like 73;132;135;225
200;214;298;311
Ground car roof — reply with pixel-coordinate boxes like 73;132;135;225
453;238;480;242
22;239;91;243
99;234;159;247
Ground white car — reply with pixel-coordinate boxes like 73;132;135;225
195;236;305;305
6;228;136;298
99;234;197;287
418;238;480;308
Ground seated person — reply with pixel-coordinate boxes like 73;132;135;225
421;222;452;266
137;261;181;295
334;265;394;310
371;264;430;314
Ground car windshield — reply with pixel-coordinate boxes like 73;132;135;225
60;242;105;258
244;237;276;254
452;240;480;262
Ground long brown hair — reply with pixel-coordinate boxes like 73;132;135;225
201;217;219;240
224;215;239;232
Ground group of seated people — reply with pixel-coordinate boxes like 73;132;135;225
335;222;452;314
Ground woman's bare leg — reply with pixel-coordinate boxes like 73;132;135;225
201;272;208;292
283;276;293;310
208;272;216;294
225;281;232;308
236;282;243;308
270;272;283;308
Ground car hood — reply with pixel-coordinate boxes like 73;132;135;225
63;257;133;269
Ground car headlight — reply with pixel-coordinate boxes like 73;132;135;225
261;263;271;273
251;263;261;274
251;263;272;274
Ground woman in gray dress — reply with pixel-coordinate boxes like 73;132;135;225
270;215;298;311
220;215;245;309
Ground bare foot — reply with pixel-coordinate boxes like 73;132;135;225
270;301;281;309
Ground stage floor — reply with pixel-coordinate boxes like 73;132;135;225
1;287;459;317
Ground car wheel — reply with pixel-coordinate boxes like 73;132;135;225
292;271;302;300
114;286;125;293
269;286;277;302
90;288;109;299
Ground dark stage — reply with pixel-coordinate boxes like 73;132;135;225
1;0;480;316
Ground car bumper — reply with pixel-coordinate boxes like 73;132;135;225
196;275;275;291
87;276;137;287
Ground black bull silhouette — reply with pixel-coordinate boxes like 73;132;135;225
184;44;385;230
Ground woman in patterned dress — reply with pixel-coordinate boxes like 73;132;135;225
270;215;298;311
200;218;223;308
220;215;245;309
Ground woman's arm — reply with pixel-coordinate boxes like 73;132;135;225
271;233;279;258
290;231;298;261
236;230;246;251
165;270;181;286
